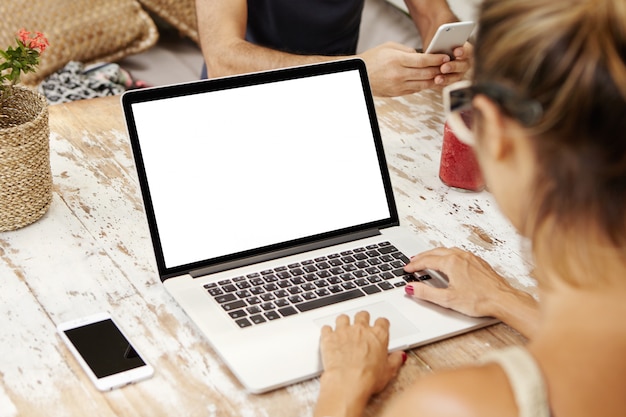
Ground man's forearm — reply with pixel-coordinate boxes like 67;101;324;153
204;39;342;79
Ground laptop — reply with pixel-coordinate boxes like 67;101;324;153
121;58;495;393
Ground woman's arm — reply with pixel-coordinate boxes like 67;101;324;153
404;247;540;338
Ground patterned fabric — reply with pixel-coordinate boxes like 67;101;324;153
39;61;148;104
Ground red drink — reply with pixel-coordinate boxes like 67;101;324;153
439;121;485;191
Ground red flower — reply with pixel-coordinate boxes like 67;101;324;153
17;28;49;53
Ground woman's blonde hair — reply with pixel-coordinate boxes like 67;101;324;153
474;0;626;287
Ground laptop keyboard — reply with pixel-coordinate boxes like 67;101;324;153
203;241;431;328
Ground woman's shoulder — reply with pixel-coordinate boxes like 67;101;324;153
383;361;519;417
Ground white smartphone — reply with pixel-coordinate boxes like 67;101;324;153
57;312;154;391
424;21;476;58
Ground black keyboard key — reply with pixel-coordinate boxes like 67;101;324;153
380;271;394;280
250;287;265;295
223;300;247;311
378;245;396;254
260;293;276;301
341;255;356;263
223;284;237;293
276;308;291;321
315;288;330;297
247;305;261;314
296;289;365;312
355;278;369;286
275;298;290;307
263;274;278;283
236;281;251;289
355;261;369;269
340;273;355;281
290;277;305;285
229;309;247;319
265;311;280;320
235;318;252;328
277;271;292;279
218;279;232;285
215;293;236;304
288;295;303;303
236;290;251;298
302;292;317;300
246;296;261;305
250;314;266;324
261;302;275;311
274;289;289;298
277;280;292;288
379;282;394;291
207;287;224;297
363;285;382;295
392;252;410;263
328;285;343;294
329;258;343;267
392;268;408;277
315;270;332;278
250;277;265;286
288;286;302;295
341;282;357;290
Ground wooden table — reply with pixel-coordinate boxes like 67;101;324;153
0;90;533;416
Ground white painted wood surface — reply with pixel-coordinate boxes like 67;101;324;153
0;91;531;416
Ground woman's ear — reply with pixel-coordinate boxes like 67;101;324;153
472;95;512;161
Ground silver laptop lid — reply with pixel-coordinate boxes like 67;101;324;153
122;59;399;280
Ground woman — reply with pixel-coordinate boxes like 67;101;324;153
314;0;626;416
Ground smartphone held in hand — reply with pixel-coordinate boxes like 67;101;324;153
57;312;154;391
424;21;476;59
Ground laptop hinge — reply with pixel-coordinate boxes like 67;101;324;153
189;229;381;278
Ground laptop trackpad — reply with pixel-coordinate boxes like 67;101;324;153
313;301;419;342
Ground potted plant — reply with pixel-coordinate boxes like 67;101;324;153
0;29;52;231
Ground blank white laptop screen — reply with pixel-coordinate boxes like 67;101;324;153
130;68;391;270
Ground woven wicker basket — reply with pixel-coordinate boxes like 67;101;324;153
0;86;52;231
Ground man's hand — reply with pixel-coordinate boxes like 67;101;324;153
359;42;472;96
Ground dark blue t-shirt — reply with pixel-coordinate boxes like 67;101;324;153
246;0;366;55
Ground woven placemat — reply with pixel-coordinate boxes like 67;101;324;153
0;0;158;85
0;86;52;231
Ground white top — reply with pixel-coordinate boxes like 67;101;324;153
481;346;551;417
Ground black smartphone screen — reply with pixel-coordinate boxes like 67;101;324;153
63;319;146;378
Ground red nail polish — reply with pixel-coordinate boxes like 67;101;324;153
405;285;414;296
402;352;408;364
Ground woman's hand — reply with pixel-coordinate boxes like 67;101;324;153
404;247;540;338
314;311;406;417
